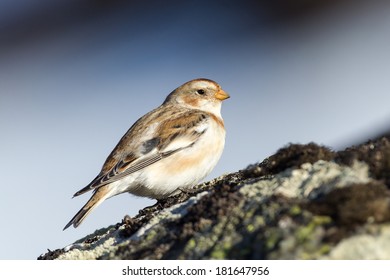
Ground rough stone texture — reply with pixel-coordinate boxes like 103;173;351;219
38;137;390;260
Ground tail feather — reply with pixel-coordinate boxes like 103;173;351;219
63;186;113;230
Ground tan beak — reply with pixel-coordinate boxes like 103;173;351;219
215;89;230;101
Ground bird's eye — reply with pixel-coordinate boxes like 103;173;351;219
196;89;205;95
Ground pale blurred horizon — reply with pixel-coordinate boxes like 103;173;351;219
1;0;390;259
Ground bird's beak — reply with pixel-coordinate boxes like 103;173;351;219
215;89;230;101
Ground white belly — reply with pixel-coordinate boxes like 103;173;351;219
133;120;225;199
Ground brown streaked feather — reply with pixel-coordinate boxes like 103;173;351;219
73;153;137;197
156;110;209;151
91;144;192;187
73;109;210;197
64;185;113;230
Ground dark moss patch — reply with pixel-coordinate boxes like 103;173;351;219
242;143;335;179
304;181;390;243
335;137;390;187
38;249;65;260
117;196;190;240
175;182;243;251
84;236;100;244
116;215;145;239
305;182;390;226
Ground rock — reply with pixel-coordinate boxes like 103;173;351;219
38;137;390;260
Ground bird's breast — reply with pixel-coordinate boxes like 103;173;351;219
137;117;226;198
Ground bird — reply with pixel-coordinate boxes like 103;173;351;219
63;78;230;230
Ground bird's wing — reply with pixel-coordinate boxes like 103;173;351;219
73;110;210;197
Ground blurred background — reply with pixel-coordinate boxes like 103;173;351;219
1;0;390;259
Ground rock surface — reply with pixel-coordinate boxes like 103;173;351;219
39;137;390;260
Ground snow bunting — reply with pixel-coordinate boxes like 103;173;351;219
64;78;229;229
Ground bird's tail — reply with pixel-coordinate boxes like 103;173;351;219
63;185;114;230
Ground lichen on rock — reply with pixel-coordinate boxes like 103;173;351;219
38;137;390;260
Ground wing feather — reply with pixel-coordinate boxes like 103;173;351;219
73;109;210;197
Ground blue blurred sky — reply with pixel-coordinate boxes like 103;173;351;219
1;0;390;259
